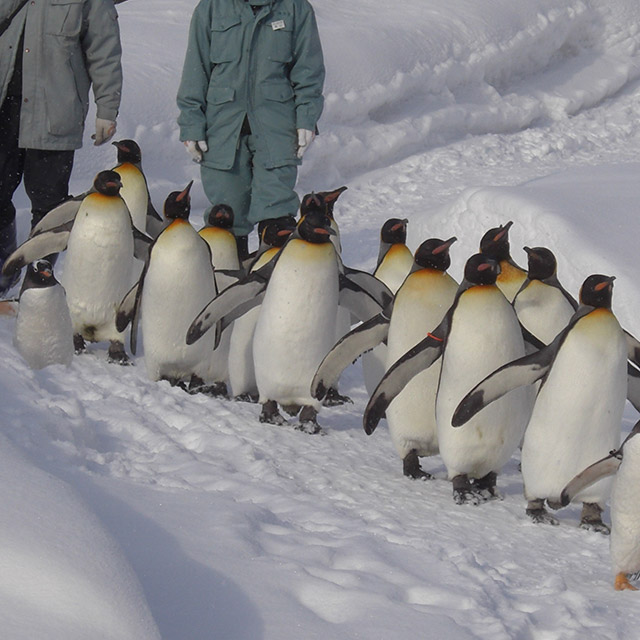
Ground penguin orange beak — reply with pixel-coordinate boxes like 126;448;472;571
432;236;457;255
494;220;513;242
177;180;194;202
595;276;615;291
314;227;336;236
277;229;293;237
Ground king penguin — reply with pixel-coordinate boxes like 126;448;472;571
363;218;414;395
561;421;640;590
111;139;163;237
312;237;458;478
2;170;152;364
454;274;635;530
117;182;218;390
479;221;527;302
364;253;533;503
228;216;297;401
513;246;577;346
14;259;73;369
187;209;390;432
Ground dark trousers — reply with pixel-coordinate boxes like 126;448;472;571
0;93;74;233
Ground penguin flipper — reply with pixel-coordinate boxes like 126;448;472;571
214;269;244;293
624;330;640;368
560;455;622;507
187;274;268;345
30;194;86;236
339;273;390;322
452;346;555;427
132;227;154;262
2;221;73;277
342;266;394;311
363;330;445;435
312;313;390;400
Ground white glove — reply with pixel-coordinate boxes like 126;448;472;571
296;128;315;159
93;118;117;146
184;140;208;163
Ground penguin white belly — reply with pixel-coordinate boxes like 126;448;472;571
228;249;277;398
514;282;574;344
61;196;135;342
200;227;240;271
14;287;73;369
521;310;626;504
611;437;640;575
497;261;527;303
437;287;532;479
113;164;147;232
363;245;414;394
385;270;458;458
253;240;338;407
141;223;216;381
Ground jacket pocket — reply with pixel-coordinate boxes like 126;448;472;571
206;86;235;105
264;14;293;63
210;15;242;63
262;83;294;102
46;0;84;37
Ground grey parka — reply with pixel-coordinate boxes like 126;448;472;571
177;0;325;170
0;0;123;150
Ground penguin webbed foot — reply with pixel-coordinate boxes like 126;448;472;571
107;340;132;366
615;573;639;591
452;475;486;506
473;471;502;501
73;334;87;355
195;379;228;398
580;502;610;535
296;406;325;435
403;450;432;480
322;387;353;407
259;400;287;426
234;392;259;403
526;499;559;526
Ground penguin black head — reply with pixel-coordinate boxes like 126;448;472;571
94;170;123;196
297;210;336;244
260;216;297;248
414;237;457;271
524;246;557;280
163;181;193;221
579;274;615;309
112;139;142;165
21;259;57;294
300;186;347;220
206;204;234;229
464;253;500;285
380;218;408;245
479;221;514;261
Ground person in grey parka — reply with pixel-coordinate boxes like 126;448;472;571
177;0;325;260
0;0;123;293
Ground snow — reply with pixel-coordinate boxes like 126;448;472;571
5;0;640;637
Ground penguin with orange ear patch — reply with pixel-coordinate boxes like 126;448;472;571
479;221;527;302
117;182;218;389
454;274;640;530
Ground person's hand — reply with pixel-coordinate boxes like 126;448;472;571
296;128;315;159
93;118;117;145
184;140;208;163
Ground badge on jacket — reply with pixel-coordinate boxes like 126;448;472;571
271;20;285;30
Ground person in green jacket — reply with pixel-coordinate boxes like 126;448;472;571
177;0;325;260
0;0;123;293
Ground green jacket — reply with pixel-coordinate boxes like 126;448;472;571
177;0;325;170
0;0;122;150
